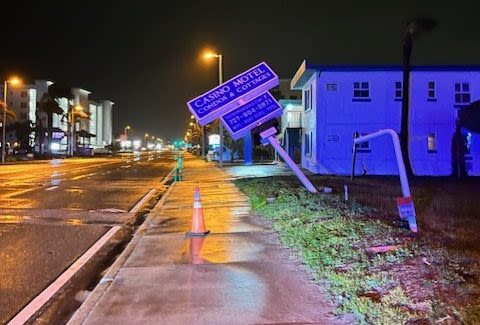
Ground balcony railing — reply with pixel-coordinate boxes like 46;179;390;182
283;111;302;128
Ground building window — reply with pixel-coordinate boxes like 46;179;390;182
427;81;436;101
353;82;370;102
466;132;472;155
20;113;27;119
304;88;311;111
455;82;470;105
309;131;313;155
355;133;370;151
427;133;436;153
326;83;338;91
304;132;310;156
21;91;27;98
395;81;402;100
20;102;27;109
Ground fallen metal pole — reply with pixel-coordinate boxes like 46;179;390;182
260;127;317;193
352;129;417;232
353;129;410;197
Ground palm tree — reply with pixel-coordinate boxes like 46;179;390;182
401;17;437;176
0;102;17;121
1;102;17;157
37;92;64;154
13;121;34;151
36;84;73;154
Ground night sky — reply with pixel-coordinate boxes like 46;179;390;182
1;1;478;141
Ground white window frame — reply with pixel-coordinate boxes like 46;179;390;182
454;82;470;104
427;81;436;100
304;132;311;157
355;132;370;151
395;81;402;100
304;88;310;111
427;133;437;153
353;81;370;101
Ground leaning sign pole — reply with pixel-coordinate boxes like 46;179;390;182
187;62;317;193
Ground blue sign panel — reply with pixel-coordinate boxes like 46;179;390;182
221;92;282;140
187;62;279;126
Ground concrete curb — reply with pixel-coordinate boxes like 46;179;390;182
66;170;177;325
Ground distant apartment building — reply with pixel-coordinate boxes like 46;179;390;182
1;80;114;154
1;83;39;150
86;99;114;150
290;60;480;176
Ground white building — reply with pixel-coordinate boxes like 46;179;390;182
99;100;114;146
1;84;37;150
1;80;114;155
291;61;480;176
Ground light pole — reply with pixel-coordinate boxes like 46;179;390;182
2;77;21;163
144;133;149;147
190;114;204;158
68;105;83;156
124;125;131;139
203;50;224;167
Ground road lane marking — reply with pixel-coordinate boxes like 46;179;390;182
71;173;97;180
7;188;159;325
46;186;58;191
130;188;156;213
7;225;121;325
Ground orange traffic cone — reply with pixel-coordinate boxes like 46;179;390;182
186;186;210;236
189;237;207;264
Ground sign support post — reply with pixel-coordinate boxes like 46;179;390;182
352;129;418;232
244;132;252;165
188;61;318;192
260;127;317;193
218;54;224;167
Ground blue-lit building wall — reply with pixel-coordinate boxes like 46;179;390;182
292;62;480;176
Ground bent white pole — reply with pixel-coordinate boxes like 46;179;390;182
353;129;417;232
353;129;411;197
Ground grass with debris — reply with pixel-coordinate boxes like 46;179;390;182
235;176;480;325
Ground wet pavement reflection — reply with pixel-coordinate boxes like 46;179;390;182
0;152;176;323
77;155;339;325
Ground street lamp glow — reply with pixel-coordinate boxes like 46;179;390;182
8;77;22;86
125;125;131;130
2;76;23;163
73;105;83;112
201;48;224;166
203;50;221;61
203;51;216;60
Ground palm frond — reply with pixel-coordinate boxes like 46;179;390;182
0;101;17;121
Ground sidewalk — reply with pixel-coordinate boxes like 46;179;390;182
68;154;342;325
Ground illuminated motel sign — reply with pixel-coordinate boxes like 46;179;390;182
221;92;282;140
187;62;318;193
188;62;279;126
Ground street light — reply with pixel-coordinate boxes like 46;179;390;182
203;49;223;166
2;76;22;163
124;125;131;139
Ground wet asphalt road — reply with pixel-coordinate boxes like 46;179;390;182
0;151;175;324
